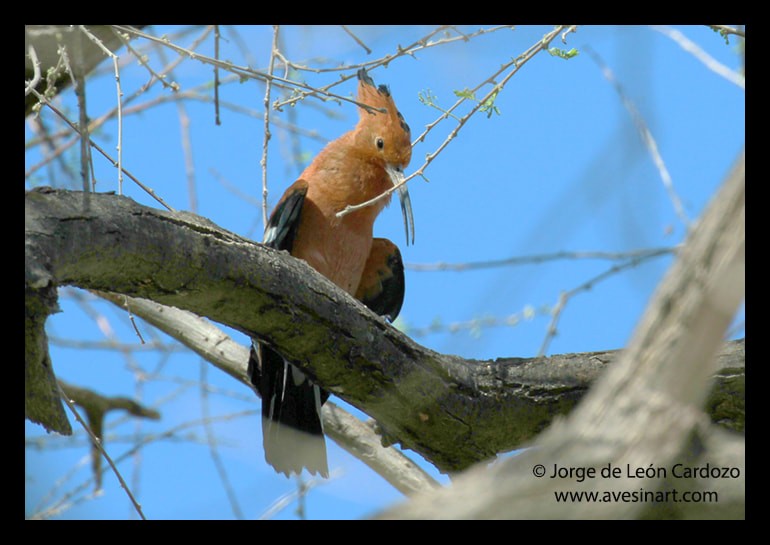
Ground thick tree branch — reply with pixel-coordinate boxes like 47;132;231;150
25;185;744;476
25;281;70;434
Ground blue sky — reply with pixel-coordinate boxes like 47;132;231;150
25;25;745;519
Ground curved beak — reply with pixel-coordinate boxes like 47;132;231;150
385;164;415;246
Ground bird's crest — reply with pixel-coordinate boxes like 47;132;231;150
356;68;412;164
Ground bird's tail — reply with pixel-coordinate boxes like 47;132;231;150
248;341;330;478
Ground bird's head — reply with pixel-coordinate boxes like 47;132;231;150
354;68;415;245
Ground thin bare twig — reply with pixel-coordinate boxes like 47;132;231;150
214;25;222;125
48;336;180;351
258;472;340;520
272;26;512;108
199;363;245;519
79;26;124;193
112;25;387;115
26;28;199;180
154;43;198;213
341;25;372;54
121;295;146;344
405;248;673;341
57;383;147;520
260;26;280;230
32;407;256;519
59;42;92;193
403;305;544;339
111;27;180;92
538;247;672;356
26;115;77;186
584;44;692;230
406;247;677;272
112;25;213;96
29;456;104;519
179;104;197;211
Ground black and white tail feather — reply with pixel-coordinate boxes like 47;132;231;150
248;182;333;477
249;179;407;477
249;338;330;477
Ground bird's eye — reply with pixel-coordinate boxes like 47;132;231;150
375;137;384;150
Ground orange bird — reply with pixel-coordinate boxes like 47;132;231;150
248;68;414;477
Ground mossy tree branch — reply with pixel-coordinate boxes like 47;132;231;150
25;185;744;476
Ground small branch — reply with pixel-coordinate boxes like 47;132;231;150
271;26;512;108
121;295;146;344
406;247;677;272
57;382;148;519
402;306;544;339
708;25;745;38
214;25;222;125
539;247;673;356
260;26;280;230
60;381;161;421
59;42;92;193
25;74;331;182
25;26;149;118
652;25;745;90
585;44;691;230
25;44;42;96
341;25;372;54
113;31;168;86
79;26;124;193
178;105;196;212
259;472;338;519
199;363;245;519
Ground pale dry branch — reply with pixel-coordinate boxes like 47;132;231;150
708;25;745;39
25;44;41;96
652;25;745;89
93;292;440;496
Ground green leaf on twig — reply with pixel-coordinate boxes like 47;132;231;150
548;47;579;60
453;88;501;118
